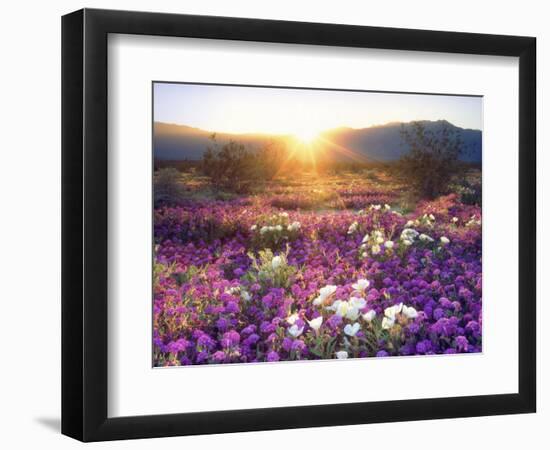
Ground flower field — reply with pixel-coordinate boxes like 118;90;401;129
153;171;482;366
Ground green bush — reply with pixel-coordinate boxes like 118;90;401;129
450;178;482;206
154;168;185;207
397;121;467;199
201;135;286;194
201;137;257;193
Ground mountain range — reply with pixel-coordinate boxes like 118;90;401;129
153;120;482;163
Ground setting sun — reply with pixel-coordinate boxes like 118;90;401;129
293;127;322;145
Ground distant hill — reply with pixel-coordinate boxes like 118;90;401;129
153;120;482;163
153;123;275;161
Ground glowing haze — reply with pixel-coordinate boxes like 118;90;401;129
153;83;482;138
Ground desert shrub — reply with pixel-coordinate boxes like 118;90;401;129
201;136;287;194
201;134;294;194
154;168;185;207
449;178;482;206
257;140;287;180
201;137;259;194
397;121;468;199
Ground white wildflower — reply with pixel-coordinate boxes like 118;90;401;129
286;312;299;325
344;322;360;337
347;221;359;234
440;236;450;245
332;300;349;317
419;233;434;243
401;228;419;240
349;297;367;310
384;303;403;319
402;305;418;319
319;285;337;298
313;285;337;306
307;316;323;331
381;316;395;330
271;255;283;270
352;279;370;292
287;221;301;232
346;307;360;321
384;240;394;249
287;324;304;338
362;309;376;322
335;350;348;359
373;230;383;238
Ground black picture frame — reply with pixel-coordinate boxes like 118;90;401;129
62;8;536;442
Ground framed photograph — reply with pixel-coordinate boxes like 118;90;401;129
62;8;536;442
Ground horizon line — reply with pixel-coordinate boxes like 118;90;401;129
153;118;482;137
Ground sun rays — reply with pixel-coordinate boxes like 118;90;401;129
269;131;373;181
292;126;323;145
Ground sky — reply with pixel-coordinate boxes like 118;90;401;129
153;82;482;137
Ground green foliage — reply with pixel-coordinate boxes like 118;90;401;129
249;212;300;250
201;135;286;194
256;141;287;180
171;265;209;286
449;177;482;206
154;168;185;207
245;247;296;289
153;261;170;286
397;121;467;199
309;335;338;359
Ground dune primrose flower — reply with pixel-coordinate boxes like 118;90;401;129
362;309;376;322
271;255;283;270
313;284;337;306
288;324;304;338
307;316;323;331
352;278;370;292
381;317;395;329
335;351;349;359
402;305;418;319
347;221;359;234
344;322;360;337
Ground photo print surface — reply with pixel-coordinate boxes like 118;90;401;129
152;82;482;367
